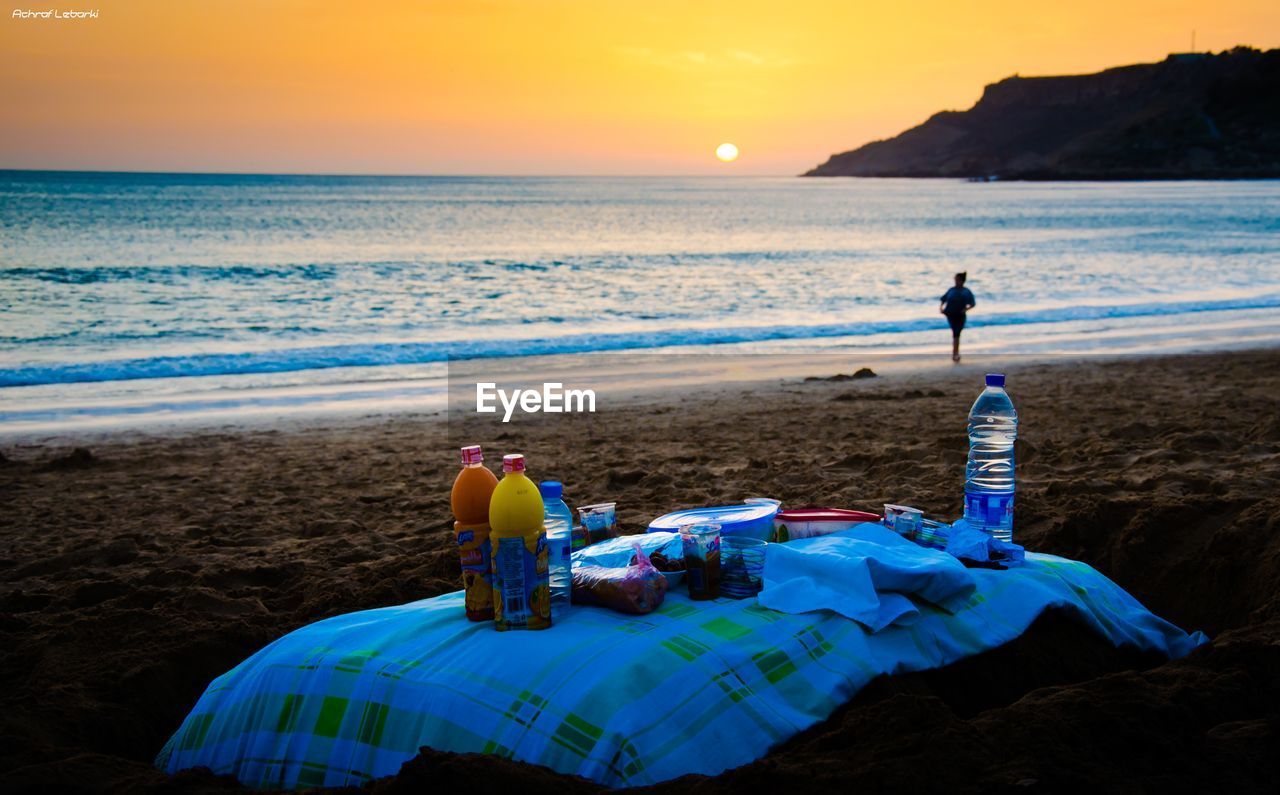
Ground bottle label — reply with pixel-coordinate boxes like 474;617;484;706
493;531;551;631
964;492;1014;529
456;522;493;622
555;539;572;563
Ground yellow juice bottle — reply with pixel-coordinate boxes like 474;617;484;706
489;453;551;631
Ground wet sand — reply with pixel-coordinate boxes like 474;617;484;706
2;349;1279;792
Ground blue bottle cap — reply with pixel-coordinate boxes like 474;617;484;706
538;481;563;499
985;373;1005;387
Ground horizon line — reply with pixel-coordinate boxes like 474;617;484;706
0;167;799;179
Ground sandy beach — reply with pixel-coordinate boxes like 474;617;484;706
2;348;1279;792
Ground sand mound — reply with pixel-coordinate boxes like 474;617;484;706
2;350;1278;792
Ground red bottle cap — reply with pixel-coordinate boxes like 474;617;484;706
502;453;525;473
460;445;483;465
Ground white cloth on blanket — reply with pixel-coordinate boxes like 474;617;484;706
758;522;976;631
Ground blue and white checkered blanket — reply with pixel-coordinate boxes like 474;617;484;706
158;527;1206;789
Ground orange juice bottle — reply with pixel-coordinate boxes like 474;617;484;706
489;454;551;631
452;445;499;621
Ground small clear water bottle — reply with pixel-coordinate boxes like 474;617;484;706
539;481;574;609
964;373;1018;542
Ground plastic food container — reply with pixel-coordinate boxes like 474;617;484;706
648;501;781;542
645;533;686;588
772;508;882;542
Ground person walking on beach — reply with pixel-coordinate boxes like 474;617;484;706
940;272;976;362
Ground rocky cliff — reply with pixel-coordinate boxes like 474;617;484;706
805;47;1280;179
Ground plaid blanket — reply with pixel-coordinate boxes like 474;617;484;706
157;551;1206;789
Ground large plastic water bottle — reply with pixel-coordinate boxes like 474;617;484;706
539;481;574;608
964;373;1018;542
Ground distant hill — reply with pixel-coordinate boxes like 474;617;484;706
804;47;1280;180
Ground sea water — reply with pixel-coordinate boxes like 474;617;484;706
2;173;1279;431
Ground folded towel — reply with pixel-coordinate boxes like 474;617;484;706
758;522;976;631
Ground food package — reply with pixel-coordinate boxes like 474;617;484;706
571;543;669;615
574;532;679;568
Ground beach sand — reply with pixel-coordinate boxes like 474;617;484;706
2;349;1278;792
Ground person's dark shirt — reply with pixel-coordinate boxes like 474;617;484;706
940;286;975;317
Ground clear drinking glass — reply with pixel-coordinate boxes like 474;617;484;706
720;537;766;599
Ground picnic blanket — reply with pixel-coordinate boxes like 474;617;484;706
157;528;1207;789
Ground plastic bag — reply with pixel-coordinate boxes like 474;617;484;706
571;543;669;615
631;533;685;574
573;532;679;569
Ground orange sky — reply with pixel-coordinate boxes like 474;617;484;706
1;1;1276;175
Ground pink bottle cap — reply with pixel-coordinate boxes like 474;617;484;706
502;453;525;473
460;445;483;465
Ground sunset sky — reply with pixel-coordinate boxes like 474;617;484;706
1;1;1277;175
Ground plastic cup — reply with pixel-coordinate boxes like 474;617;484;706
883;504;924;540
720;537;766;599
680;522;721;600
578;503;619;545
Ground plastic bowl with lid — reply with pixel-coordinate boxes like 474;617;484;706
772;508;883;542
647;500;781;542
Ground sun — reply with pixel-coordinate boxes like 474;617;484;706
715;142;739;162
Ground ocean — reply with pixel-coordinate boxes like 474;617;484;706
2;171;1279;432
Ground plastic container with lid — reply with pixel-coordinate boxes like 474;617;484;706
648;501;781;542
772;508;882;542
